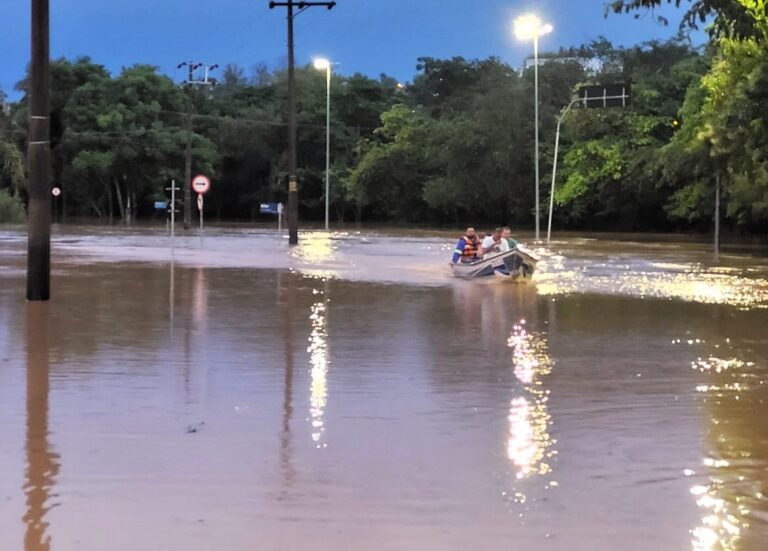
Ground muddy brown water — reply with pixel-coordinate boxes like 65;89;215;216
1;226;767;550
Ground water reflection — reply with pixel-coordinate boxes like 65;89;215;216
307;282;330;447
536;258;768;309
689;348;768;550
24;303;59;551
507;321;555;482
278;271;296;495
292;232;338;279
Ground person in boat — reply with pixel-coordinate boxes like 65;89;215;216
480;227;507;258
501;226;518;250
450;227;480;265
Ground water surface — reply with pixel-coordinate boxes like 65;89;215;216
0;226;766;550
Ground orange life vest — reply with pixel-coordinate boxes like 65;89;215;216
460;235;479;260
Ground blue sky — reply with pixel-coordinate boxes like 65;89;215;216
3;0;703;100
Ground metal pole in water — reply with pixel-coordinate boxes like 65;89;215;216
715;168;721;258
198;193;204;248
533;32;540;242
171;179;176;241
547;118;562;245
27;0;51;301
324;64;331;231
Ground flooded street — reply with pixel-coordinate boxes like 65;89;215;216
1;226;767;550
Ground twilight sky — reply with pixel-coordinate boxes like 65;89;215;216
3;0;704;99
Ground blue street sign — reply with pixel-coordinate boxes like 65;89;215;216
154;200;168;210
260;203;281;215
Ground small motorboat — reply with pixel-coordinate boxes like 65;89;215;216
451;246;538;281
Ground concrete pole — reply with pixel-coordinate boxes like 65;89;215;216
27;0;51;301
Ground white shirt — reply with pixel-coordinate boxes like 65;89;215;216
481;236;509;258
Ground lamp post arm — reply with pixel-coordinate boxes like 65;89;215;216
547;96;579;244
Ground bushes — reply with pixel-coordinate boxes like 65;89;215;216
0;189;26;223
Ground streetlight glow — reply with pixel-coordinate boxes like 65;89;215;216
513;13;553;242
514;14;537;40
313;58;330;70
513;14;553;41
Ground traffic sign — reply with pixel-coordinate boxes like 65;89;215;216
192;174;211;194
51;187;61;197
260;202;281;215
576;83;631;109
197;194;204;211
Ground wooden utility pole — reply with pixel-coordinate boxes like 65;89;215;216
27;0;51;301
269;1;336;245
177;62;217;230
178;62;200;230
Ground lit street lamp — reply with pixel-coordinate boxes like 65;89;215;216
514;14;553;242
314;57;332;231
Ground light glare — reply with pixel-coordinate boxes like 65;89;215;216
513;14;553;41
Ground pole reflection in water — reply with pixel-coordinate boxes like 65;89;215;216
23;303;59;551
506;320;556;484
307;280;330;447
169;251;175;324
688;348;767;550
278;271;296;496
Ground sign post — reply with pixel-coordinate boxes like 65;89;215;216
547;85;631;244
260;202;284;233
165;179;180;242
191;174;210;246
51;187;61;223
197;193;204;231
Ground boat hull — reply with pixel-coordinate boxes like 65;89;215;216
451;247;538;281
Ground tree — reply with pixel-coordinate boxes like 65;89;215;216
607;0;765;39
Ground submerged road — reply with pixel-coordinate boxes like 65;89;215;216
0;225;766;550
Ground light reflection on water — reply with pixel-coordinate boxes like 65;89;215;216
688;350;768;550
535;261;768;309
506;322;555;483
307;284;330;448
3;226;765;309
1;227;767;549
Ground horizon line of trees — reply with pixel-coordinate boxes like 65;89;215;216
0;0;766;237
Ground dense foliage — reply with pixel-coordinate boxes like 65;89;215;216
1;1;766;235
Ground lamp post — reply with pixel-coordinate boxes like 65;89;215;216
514;14;552;242
313;57;332;231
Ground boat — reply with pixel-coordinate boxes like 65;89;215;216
451;246;538;280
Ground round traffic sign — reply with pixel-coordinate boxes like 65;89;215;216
191;174;211;194
51;187;61;197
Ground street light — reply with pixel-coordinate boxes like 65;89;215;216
314;57;332;231
514;14;552;242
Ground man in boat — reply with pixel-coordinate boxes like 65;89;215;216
501;226;518;250
480;227;507;258
450;227;480;265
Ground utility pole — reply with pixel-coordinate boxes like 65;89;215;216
269;1;336;245
177;62;218;230
27;0;51;301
